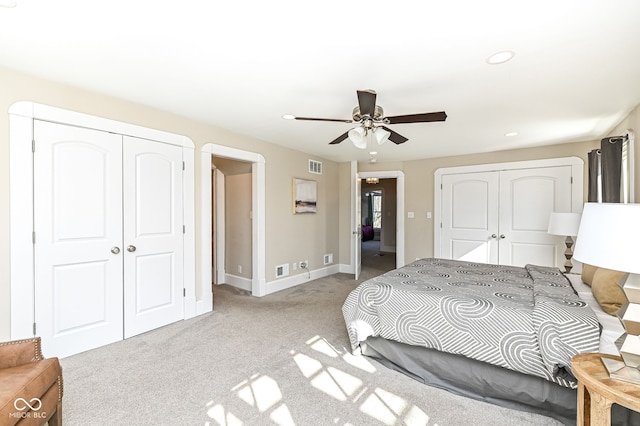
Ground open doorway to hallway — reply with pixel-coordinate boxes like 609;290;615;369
360;177;397;276
211;156;253;292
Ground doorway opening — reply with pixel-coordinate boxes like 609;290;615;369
356;170;405;278
211;156;254;291
200;144;266;303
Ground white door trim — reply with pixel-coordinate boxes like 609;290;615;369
9;101;197;340
200;144;266;300
433;156;584;259
357;170;406;268
213;167;226;286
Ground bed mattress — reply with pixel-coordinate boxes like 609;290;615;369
343;258;600;388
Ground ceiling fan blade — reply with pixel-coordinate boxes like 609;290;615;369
357;90;377;118
381;126;408;144
386;111;447;124
329;131;350;145
294;116;353;123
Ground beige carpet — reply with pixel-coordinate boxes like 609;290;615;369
59;246;562;426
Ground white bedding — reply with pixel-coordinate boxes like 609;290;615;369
565;273;625;355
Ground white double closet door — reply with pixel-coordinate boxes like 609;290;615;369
34;121;184;358
440;166;572;267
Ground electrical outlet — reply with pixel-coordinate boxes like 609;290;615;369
237;265;242;274
293;262;298;270
300;260;308;269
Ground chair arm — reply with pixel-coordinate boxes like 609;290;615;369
0;337;44;369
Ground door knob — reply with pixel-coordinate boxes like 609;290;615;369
127;245;137;252
500;234;506;239
111;246;120;254
491;234;497;238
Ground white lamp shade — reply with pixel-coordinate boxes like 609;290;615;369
573;203;640;274
547;212;582;236
374;128;390;145
348;127;367;149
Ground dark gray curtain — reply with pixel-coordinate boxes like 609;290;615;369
600;137;624;203
587;149;600;202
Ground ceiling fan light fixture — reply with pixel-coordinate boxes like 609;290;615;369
348;127;368;149
374;128;391;145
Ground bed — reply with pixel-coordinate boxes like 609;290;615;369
342;258;637;425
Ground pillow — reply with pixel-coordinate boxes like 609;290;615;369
581;263;599;286
591;267;628;315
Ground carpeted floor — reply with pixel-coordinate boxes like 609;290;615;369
59;244;562;426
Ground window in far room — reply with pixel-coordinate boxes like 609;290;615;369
372;192;382;229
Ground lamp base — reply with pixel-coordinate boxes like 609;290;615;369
563;236;574;274
601;357;640;384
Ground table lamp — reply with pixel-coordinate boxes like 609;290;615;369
547;212;582;273
573;202;640;382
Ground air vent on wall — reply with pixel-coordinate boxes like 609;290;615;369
276;263;289;278
308;159;322;175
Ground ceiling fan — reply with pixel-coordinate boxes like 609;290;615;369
288;89;447;149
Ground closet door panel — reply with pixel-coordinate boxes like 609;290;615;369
33;121;123;358
499;166;572;267
441;172;499;264
123;136;184;338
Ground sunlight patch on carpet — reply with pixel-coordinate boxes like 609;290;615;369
359;387;430;426
269;403;295;426
306;335;340;358
234;374;283;413
342;352;377;373
205;403;243;426
293;351;364;401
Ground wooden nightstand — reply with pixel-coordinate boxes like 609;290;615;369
572;353;640;425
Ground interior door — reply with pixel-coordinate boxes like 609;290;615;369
34;121;124;358
499;166;572;267
123;136;184;338
440;172;499;263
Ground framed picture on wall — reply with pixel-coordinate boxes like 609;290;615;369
293;178;317;214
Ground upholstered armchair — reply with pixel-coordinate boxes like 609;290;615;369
0;337;63;426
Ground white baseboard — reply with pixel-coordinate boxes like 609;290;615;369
339;263;354;274
266;264;341;294
222;274;252;292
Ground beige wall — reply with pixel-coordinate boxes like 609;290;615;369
0;66;341;340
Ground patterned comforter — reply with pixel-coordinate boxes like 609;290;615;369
342;258;600;388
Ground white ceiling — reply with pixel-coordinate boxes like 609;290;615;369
1;1;640;163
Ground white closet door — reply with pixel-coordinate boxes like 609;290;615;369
498;166;572;267
441;172;499;264
34;121;123;358
123;136;184;338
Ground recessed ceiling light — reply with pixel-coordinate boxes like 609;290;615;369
369;151;377;155
0;0;16;7
505;131;519;137
486;50;515;65
282;114;296;120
